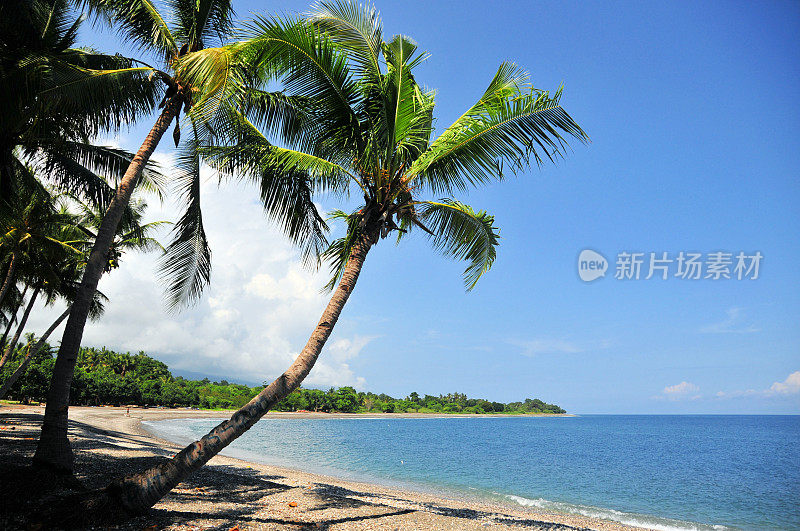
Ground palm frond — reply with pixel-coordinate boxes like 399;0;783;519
381;34;433;169
239;89;322;153
40;61;161;135
201;112;332;265
204;107;354;194
158;126;211;309
177;45;242;127
320;209;363;291
170;0;234;50
237;15;363;155
407;63;588;194
416;199;500;290
78;0;177;62
307;0;383;81
34;151;116;208
44;142;166;200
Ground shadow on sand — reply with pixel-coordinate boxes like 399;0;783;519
0;411;589;530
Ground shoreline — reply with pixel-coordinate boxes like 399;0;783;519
1;404;642;530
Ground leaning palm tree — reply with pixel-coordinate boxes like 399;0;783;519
58;3;587;521
33;0;242;472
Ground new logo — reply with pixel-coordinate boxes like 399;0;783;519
578;249;608;282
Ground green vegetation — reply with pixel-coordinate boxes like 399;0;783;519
1;340;564;414
0;0;579;513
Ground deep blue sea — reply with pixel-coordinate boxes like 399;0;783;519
144;415;800;530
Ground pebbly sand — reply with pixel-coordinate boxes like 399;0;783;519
0;405;646;530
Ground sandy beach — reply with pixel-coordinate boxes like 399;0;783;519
0;405;644;530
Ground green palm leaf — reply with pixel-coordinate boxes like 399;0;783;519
78;0;177;61
320;209;364;291
415;200;500;290
170;0;234;50
307;0;383;81
40;62;161;135
407;62;588;194
159;126;211;309
237;15;363;153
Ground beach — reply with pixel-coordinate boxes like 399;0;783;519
0;405;642;530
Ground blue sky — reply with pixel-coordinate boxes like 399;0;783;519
32;0;798;414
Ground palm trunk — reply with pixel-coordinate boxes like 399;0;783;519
34;98;182;473
0;285;39;370
0;252;17;308
0;307;70;399
0;283;27;352
105;233;374;516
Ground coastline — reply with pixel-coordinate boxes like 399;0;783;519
1;405;640;530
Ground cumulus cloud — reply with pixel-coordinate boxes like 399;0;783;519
24;154;370;388
766;371;800;396
700;307;760;334
657;381;701;401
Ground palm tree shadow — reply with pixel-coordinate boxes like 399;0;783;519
151;507;416;530
1;411;589;530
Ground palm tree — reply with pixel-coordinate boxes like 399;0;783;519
0;188;163;398
71;195;167;273
32;0;241;472
0;178;83;370
64;2;587;519
1;0;163;363
0;286;25;350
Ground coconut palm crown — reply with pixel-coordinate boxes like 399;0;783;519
192;0;588;294
0;0;164;207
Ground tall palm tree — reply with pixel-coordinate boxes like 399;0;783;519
65;2;587;519
33;0;241;472
0;176;82;330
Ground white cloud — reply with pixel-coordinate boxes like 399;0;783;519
700;307;760;334
514;338;582;356
714;389;759;399
24;154;370;389
713;371;800;399
766;371;800;396
658;381;701;401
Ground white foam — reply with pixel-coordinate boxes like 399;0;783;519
504;494;729;531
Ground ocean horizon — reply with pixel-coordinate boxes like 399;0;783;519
143;414;800;531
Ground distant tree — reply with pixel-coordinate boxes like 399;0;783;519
332;386;359;413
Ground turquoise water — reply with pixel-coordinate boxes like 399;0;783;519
144;415;800;530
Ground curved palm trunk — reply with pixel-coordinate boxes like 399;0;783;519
0;285;39;370
0;252;17;308
0;307;70;399
34;98;182;473
1;283;27;351
106;234;374;515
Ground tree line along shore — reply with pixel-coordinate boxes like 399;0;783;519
1;341;565;414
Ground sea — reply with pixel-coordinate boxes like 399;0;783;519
143;415;800;531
